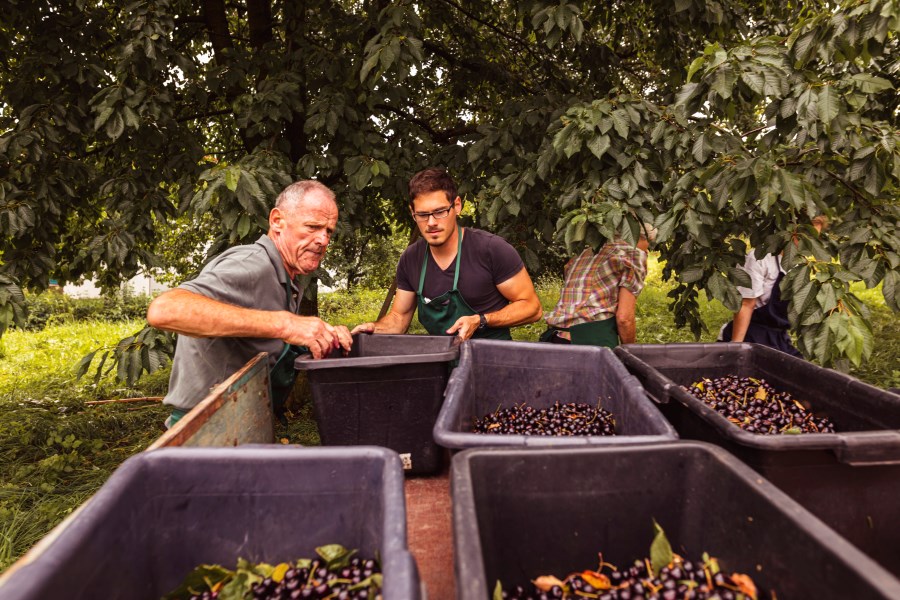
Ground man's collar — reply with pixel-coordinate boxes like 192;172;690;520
257;234;296;289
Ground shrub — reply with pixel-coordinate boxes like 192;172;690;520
19;290;152;331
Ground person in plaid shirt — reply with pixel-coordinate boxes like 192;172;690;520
541;226;654;347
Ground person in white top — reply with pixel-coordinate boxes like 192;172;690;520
718;216;828;357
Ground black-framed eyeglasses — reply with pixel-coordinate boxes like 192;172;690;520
412;205;453;223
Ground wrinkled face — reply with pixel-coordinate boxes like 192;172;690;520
269;191;338;277
411;190;460;248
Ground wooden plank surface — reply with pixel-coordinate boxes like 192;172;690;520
405;467;455;599
148;352;273;450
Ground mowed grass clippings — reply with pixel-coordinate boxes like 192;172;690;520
0;319;170;572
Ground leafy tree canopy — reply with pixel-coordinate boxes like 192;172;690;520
1;0;897;369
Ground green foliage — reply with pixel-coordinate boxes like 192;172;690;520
526;0;900;366
149;211;220;286
0;0;897;371
76;324;174;387
19;290;153;332
322;209;409;291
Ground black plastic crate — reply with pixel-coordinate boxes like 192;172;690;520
295;333;459;475
433;340;677;449
615;342;900;577
452;443;900;599
0;446;421;600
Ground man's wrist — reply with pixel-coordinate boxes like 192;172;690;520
477;313;488;329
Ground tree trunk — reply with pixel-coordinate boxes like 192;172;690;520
201;0;260;152
247;0;273;50
283;0;309;164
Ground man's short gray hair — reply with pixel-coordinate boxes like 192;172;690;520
275;180;336;214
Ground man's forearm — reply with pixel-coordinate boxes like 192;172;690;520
731;298;757;342
371;310;413;334
616;317;636;344
147;289;288;339
482;297;543;328
615;287;638;344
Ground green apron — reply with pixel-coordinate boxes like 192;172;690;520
568;318;619;347
417;227;512;341
269;279;308;416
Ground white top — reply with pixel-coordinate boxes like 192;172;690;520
737;253;784;308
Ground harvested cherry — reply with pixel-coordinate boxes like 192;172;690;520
472;401;616;436
685;375;835;435
497;523;761;600
164;545;382;600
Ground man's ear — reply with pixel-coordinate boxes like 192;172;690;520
269;207;284;232
454;196;462;211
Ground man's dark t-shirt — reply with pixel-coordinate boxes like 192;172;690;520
396;227;524;314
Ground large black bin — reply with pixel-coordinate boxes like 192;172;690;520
295;333;459;475
433;339;677;449
452;443;900;599
615;342;900;578
0;446;421;600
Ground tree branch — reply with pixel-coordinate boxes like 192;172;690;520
422;39;536;95
374;103;477;143
435;0;529;50
177;108;234;123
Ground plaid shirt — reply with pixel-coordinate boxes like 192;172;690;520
545;239;648;328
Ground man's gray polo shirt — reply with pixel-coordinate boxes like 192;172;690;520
162;235;304;411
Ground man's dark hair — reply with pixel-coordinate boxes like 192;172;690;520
408;167;457;207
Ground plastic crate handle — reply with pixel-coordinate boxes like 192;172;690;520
835;431;900;465
614;348;673;404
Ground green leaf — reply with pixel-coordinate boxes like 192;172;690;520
740;70;765;95
711;66;738;99
816;283;838;313
360;52;380;82
778;170;805;210
162;565;234;600
680;266;704;284
316;544;355;570
728;266;752;289
105;112;125;140
75;350;98;379
218;570;255;600
93;106;114;131
610;109;630;139
847;316;870;366
692;134;712;164
686;56;705;82
225;167;240;192
380;41;399;72
587;134;611;160
655;212;677;244
849;73;894;94
494;580;504;600
649;520;674;577
817;84;840;126
883;269;899;310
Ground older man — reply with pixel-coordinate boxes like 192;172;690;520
147;180;352;427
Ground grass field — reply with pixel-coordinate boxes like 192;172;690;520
0;260;897;572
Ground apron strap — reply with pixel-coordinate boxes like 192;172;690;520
418;227;464;295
